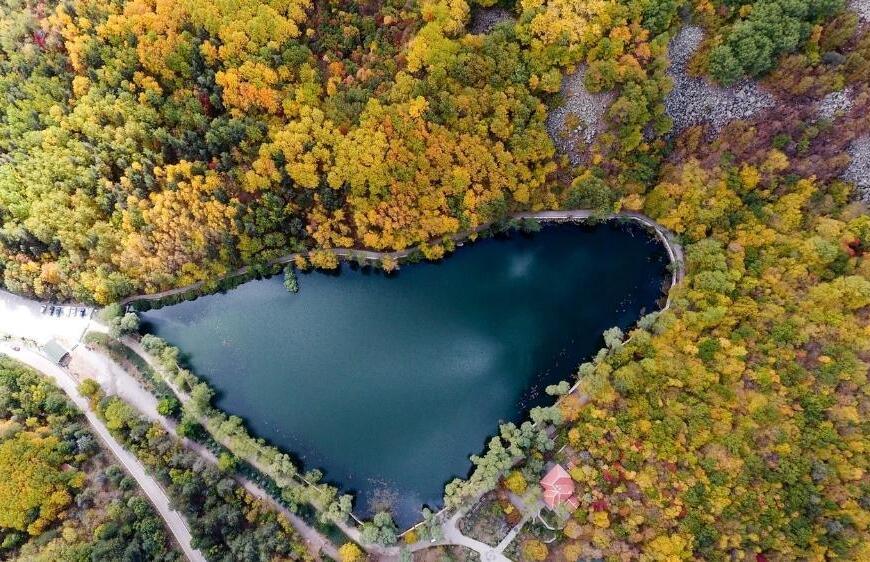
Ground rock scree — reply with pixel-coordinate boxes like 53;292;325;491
470;7;515;35
816;86;855;120
850;0;870;22
665;26;774;135
545;66;616;165
842;134;870;202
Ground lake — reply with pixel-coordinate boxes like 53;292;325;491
141;222;670;527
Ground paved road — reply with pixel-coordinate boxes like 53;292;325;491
0;343;206;562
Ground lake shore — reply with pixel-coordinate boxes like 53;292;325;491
121;210;684;309
138;222;674;527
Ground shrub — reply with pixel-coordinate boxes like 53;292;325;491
78;379;101;398
503;471;528;494
338;542;365;562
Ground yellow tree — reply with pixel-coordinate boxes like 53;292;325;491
0;431;79;536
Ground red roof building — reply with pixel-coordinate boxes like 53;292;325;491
541;464;580;511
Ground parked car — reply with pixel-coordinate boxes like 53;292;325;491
49;305;55;315
41;305;47;314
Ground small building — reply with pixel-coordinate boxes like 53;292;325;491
541;464;579;511
43;339;71;366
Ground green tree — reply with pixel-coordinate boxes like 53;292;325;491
156;396;181;417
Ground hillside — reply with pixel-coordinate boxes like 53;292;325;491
0;1;868;561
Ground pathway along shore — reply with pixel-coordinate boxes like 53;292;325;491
120;210;685;306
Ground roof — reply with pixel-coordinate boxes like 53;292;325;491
541;464;578;510
43;339;70;364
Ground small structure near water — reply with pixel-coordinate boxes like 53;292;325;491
541;464;579;511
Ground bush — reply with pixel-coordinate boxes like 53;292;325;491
503;471;527;494
156;396;181;417
108;312;140;338
78;379;102;398
338;542;365;562
217;452;238;472
175;415;203;439
522;539;548;561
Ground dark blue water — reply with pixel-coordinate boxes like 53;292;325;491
141;223;669;526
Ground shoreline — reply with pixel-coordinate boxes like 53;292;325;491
0;210;687;555
121;210;685;309
132;217;680;532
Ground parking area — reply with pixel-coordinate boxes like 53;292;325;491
0;290;98;345
39;303;93;319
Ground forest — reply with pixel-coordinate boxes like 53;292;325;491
441;3;870;561
0;0;821;303
1;0;869;560
0;356;180;561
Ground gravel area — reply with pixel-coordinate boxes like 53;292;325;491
850;0;870;21
470;7;515;35
413;545;480;562
817;87;855;120
842;134;870;202
665;26;775;135
545;66;616;165
457;493;512;547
